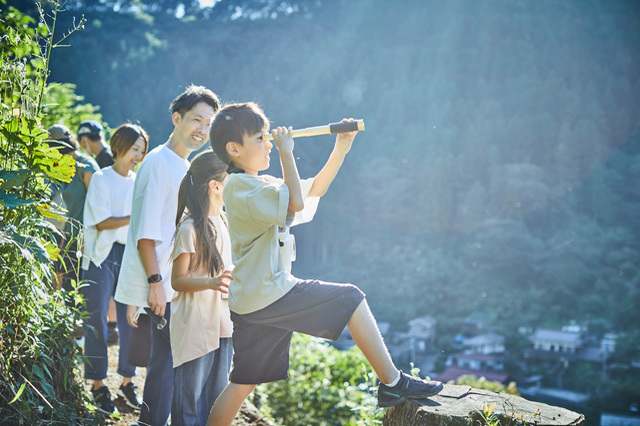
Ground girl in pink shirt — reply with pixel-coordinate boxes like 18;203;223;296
170;150;233;425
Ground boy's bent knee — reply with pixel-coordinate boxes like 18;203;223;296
228;382;256;397
239;383;257;391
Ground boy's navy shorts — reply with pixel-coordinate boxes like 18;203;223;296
229;279;365;384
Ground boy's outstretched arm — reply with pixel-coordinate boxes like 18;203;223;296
308;118;358;198
272;126;304;212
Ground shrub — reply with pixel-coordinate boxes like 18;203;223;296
453;374;519;395
0;2;98;423
254;334;383;425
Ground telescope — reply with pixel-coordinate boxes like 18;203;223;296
263;119;365;141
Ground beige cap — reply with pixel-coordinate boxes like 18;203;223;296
47;124;76;153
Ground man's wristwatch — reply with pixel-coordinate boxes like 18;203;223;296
147;274;162;284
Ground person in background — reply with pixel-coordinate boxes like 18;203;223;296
81;124;149;414
78;120;114;169
47;124;98;302
77;119;119;343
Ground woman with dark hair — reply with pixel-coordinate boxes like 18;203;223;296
81;123;149;414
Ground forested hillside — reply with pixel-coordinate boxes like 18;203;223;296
20;0;640;339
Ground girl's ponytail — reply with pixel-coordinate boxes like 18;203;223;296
175;171;192;228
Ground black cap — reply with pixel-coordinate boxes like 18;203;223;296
77;120;103;137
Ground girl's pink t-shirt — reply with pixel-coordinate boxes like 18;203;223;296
169;216;233;368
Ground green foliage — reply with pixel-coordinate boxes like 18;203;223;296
0;2;97;424
254;334;383;426
477;402;500;426
469;401;540;426
587;372;640;414
453;375;519;396
42;82;103;134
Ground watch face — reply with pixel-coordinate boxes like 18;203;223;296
148;274;162;283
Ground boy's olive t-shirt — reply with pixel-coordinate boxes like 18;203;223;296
223;173;317;315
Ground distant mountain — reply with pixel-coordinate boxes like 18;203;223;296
35;0;640;334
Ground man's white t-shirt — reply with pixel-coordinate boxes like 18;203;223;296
114;144;189;307
82;166;135;270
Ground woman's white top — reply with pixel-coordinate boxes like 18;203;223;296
82;166;135;270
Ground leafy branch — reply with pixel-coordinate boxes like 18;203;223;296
35;0;86;113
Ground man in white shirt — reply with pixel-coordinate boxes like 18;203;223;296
114;85;219;426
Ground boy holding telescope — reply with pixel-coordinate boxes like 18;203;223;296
208;103;442;425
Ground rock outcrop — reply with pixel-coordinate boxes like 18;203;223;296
383;384;585;425
232;401;275;426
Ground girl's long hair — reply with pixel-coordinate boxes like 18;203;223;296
175;150;228;277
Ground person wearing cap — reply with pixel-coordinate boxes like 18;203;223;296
78;120;115;169
47;124;99;299
48;124;77;155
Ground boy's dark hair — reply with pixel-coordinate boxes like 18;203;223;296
110;123;149;159
209;102;269;166
170;85;220;117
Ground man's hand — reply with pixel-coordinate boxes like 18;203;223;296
127;305;139;328
334;118;358;156
272;126;295;155
148;281;167;316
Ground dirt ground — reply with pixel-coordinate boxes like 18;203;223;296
79;339;273;425
77;340;146;425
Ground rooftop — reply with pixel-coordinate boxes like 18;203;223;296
455;353;502;362
408;315;438;327
530;328;582;344
601;413;640;426
463;332;505;347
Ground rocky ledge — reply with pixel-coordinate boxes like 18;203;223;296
383;384;585;426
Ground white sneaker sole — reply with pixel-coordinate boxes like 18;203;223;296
117;389;141;409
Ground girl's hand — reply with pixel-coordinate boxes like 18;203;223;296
209;270;232;294
335;118;358;155
271;126;294;155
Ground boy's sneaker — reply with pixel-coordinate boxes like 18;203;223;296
117;382;141;409
91;386;117;414
377;371;443;407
